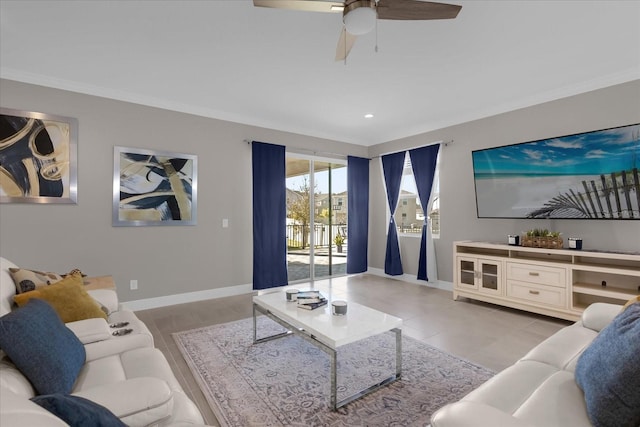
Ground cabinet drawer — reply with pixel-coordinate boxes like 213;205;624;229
507;280;566;308
507;262;566;288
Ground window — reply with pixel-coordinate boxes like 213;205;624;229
393;151;440;238
429;154;441;238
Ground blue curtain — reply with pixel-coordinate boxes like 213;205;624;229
252;141;288;290
381;151;406;276
346;156;369;274
409;144;441;281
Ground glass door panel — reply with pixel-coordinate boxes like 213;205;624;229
286;157;311;282
313;162;348;279
286;156;348;283
480;262;498;290
456;257;478;289
329;163;347;277
479;259;501;295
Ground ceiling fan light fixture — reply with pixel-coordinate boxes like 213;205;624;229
343;1;376;35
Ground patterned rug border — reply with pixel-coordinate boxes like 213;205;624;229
173;317;494;427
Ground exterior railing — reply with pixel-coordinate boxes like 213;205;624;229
286;223;346;249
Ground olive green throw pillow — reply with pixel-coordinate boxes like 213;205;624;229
13;273;107;323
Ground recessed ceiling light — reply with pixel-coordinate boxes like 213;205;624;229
330;5;344;11
364;113;374;119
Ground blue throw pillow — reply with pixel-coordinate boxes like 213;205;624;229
0;299;86;395
31;394;126;427
575;302;640;427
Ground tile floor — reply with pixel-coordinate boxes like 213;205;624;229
135;274;571;426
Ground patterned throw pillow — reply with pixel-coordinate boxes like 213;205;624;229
8;268;63;293
13;273;107;323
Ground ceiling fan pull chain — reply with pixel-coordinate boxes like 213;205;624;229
375;14;379;53
344;27;348;65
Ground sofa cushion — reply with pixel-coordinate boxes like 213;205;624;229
575;302;640;427
512;370;591;426
463;360;559;415
14;273;107;322
520;322;598;372
0;299;86;395
581;302;628;333
8;267;63;294
73;377;173;427
80;310;154;362
0;388;68;427
65;318;112;345
0;357;36;398
31;394;126;427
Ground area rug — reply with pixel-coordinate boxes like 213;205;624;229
173;317;494;427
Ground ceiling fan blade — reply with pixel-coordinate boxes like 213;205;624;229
335;27;357;61
376;0;461;20
253;0;344;13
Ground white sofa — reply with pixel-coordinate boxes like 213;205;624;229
430;302;623;427
0;256;206;427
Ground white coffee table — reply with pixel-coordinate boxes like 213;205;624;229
252;291;402;411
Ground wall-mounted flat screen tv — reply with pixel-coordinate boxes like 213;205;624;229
472;123;640;219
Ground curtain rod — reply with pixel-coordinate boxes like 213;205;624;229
369;139;453;159
244;140;359;160
245;139;453;160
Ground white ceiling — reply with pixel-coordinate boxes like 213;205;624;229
1;1;639;146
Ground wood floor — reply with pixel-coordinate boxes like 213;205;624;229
135;274;571;426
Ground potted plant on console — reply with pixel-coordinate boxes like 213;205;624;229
523;229;563;249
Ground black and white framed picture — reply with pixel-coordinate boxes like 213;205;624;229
113;146;197;226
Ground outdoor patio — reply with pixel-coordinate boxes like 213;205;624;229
287;249;347;282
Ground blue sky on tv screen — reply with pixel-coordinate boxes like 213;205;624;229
473;124;640;177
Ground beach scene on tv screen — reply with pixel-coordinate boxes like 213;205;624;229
473;123;640;219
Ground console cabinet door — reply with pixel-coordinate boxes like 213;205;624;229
456;256;479;291
455;256;503;295
478;259;502;296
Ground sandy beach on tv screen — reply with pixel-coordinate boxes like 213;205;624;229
475;174;605;218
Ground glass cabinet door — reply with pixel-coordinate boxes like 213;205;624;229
478;259;501;295
457;257;479;290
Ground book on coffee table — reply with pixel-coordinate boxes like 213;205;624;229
297;291;327;310
296;290;321;299
297;299;328;310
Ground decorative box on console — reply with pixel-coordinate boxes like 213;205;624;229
568;238;583;250
508;235;520;246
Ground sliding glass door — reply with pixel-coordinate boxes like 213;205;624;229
286;155;347;282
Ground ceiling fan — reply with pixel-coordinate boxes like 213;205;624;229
253;0;462;61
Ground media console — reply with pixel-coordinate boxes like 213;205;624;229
453;241;640;321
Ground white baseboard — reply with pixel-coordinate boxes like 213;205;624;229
366;267;453;292
120;268;452;311
121;283;253;311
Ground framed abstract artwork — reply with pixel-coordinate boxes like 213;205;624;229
113;146;197;226
0;107;78;204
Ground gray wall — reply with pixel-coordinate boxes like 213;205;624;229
368;80;640;282
0;79;367;302
1;79;639;303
